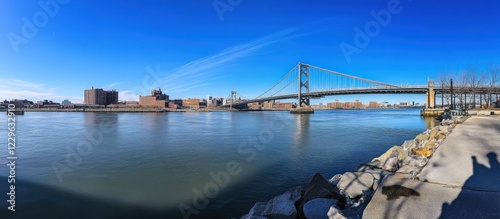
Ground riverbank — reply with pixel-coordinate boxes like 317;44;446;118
240;112;484;218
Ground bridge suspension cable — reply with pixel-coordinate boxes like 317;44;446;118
254;64;299;99
308;64;399;88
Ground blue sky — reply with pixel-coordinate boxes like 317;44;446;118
1;0;499;104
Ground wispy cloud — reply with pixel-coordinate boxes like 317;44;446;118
102;82;123;90
0;78;82;103
137;27;303;97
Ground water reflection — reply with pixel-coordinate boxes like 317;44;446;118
423;116;439;129
293;114;311;152
83;112;119;127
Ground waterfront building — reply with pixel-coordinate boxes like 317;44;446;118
262;101;273;109
168;100;181;109
34;100;61;109
212;97;224;107
354;100;363;109
327;100;344;109
6;99;34;108
247;102;261;109
369;101;380;108
62;99;72;105
275;102;293;109
206;95;213;108
139;88;169;108
84;86;119;105
182;98;200;109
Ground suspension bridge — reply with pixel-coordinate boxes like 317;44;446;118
222;62;500;113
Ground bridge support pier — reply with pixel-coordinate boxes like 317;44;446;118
426;80;436;109
421;80;442;117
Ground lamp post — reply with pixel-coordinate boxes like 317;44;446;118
450;79;454;110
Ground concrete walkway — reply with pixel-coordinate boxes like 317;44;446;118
363;116;500;219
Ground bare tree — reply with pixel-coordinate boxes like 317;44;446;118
464;66;483;108
456;70;470;109
437;71;451;107
486;64;500;108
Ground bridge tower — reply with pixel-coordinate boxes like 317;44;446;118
426;80;436;109
291;63;314;114
229;90;237;109
298;63;310;107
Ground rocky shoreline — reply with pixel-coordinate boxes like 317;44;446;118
240;116;468;219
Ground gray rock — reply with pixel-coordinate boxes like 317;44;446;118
329;174;343;185
383;156;398;172
415;133;429;144
297;173;347;218
327;206;348;219
371;173;383;191
357;161;381;172
337;172;375;199
403;155;428;167
382;150;399;172
303;198;338;219
241;187;302;219
371;146;407;168
439;125;449;133
441;119;454;126
401;140;416;151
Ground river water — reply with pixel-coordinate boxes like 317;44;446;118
0;109;435;219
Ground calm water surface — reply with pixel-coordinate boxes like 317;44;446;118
0;109;435;218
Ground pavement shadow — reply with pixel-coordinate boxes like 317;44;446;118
439;152;500;219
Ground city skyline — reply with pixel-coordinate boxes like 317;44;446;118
1;0;499;104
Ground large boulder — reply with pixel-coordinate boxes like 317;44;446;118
439;125;450;133
411;147;433;158
441;119;454;126
425;141;437;149
401;140;416;151
241;187;302;219
402;155;427;168
415;133;429;144
357;161;384;174
371;146;407;168
328;174;343;185
429;128;439;141
296;173;346;219
303;198;339;219
371;173;383;191
336;172;377;199
382;150;399;172
436;133;446;140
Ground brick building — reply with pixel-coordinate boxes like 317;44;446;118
139;88;169;108
182;98;200;109
84;86;118;105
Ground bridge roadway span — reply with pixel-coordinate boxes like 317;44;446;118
223;86;500;107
